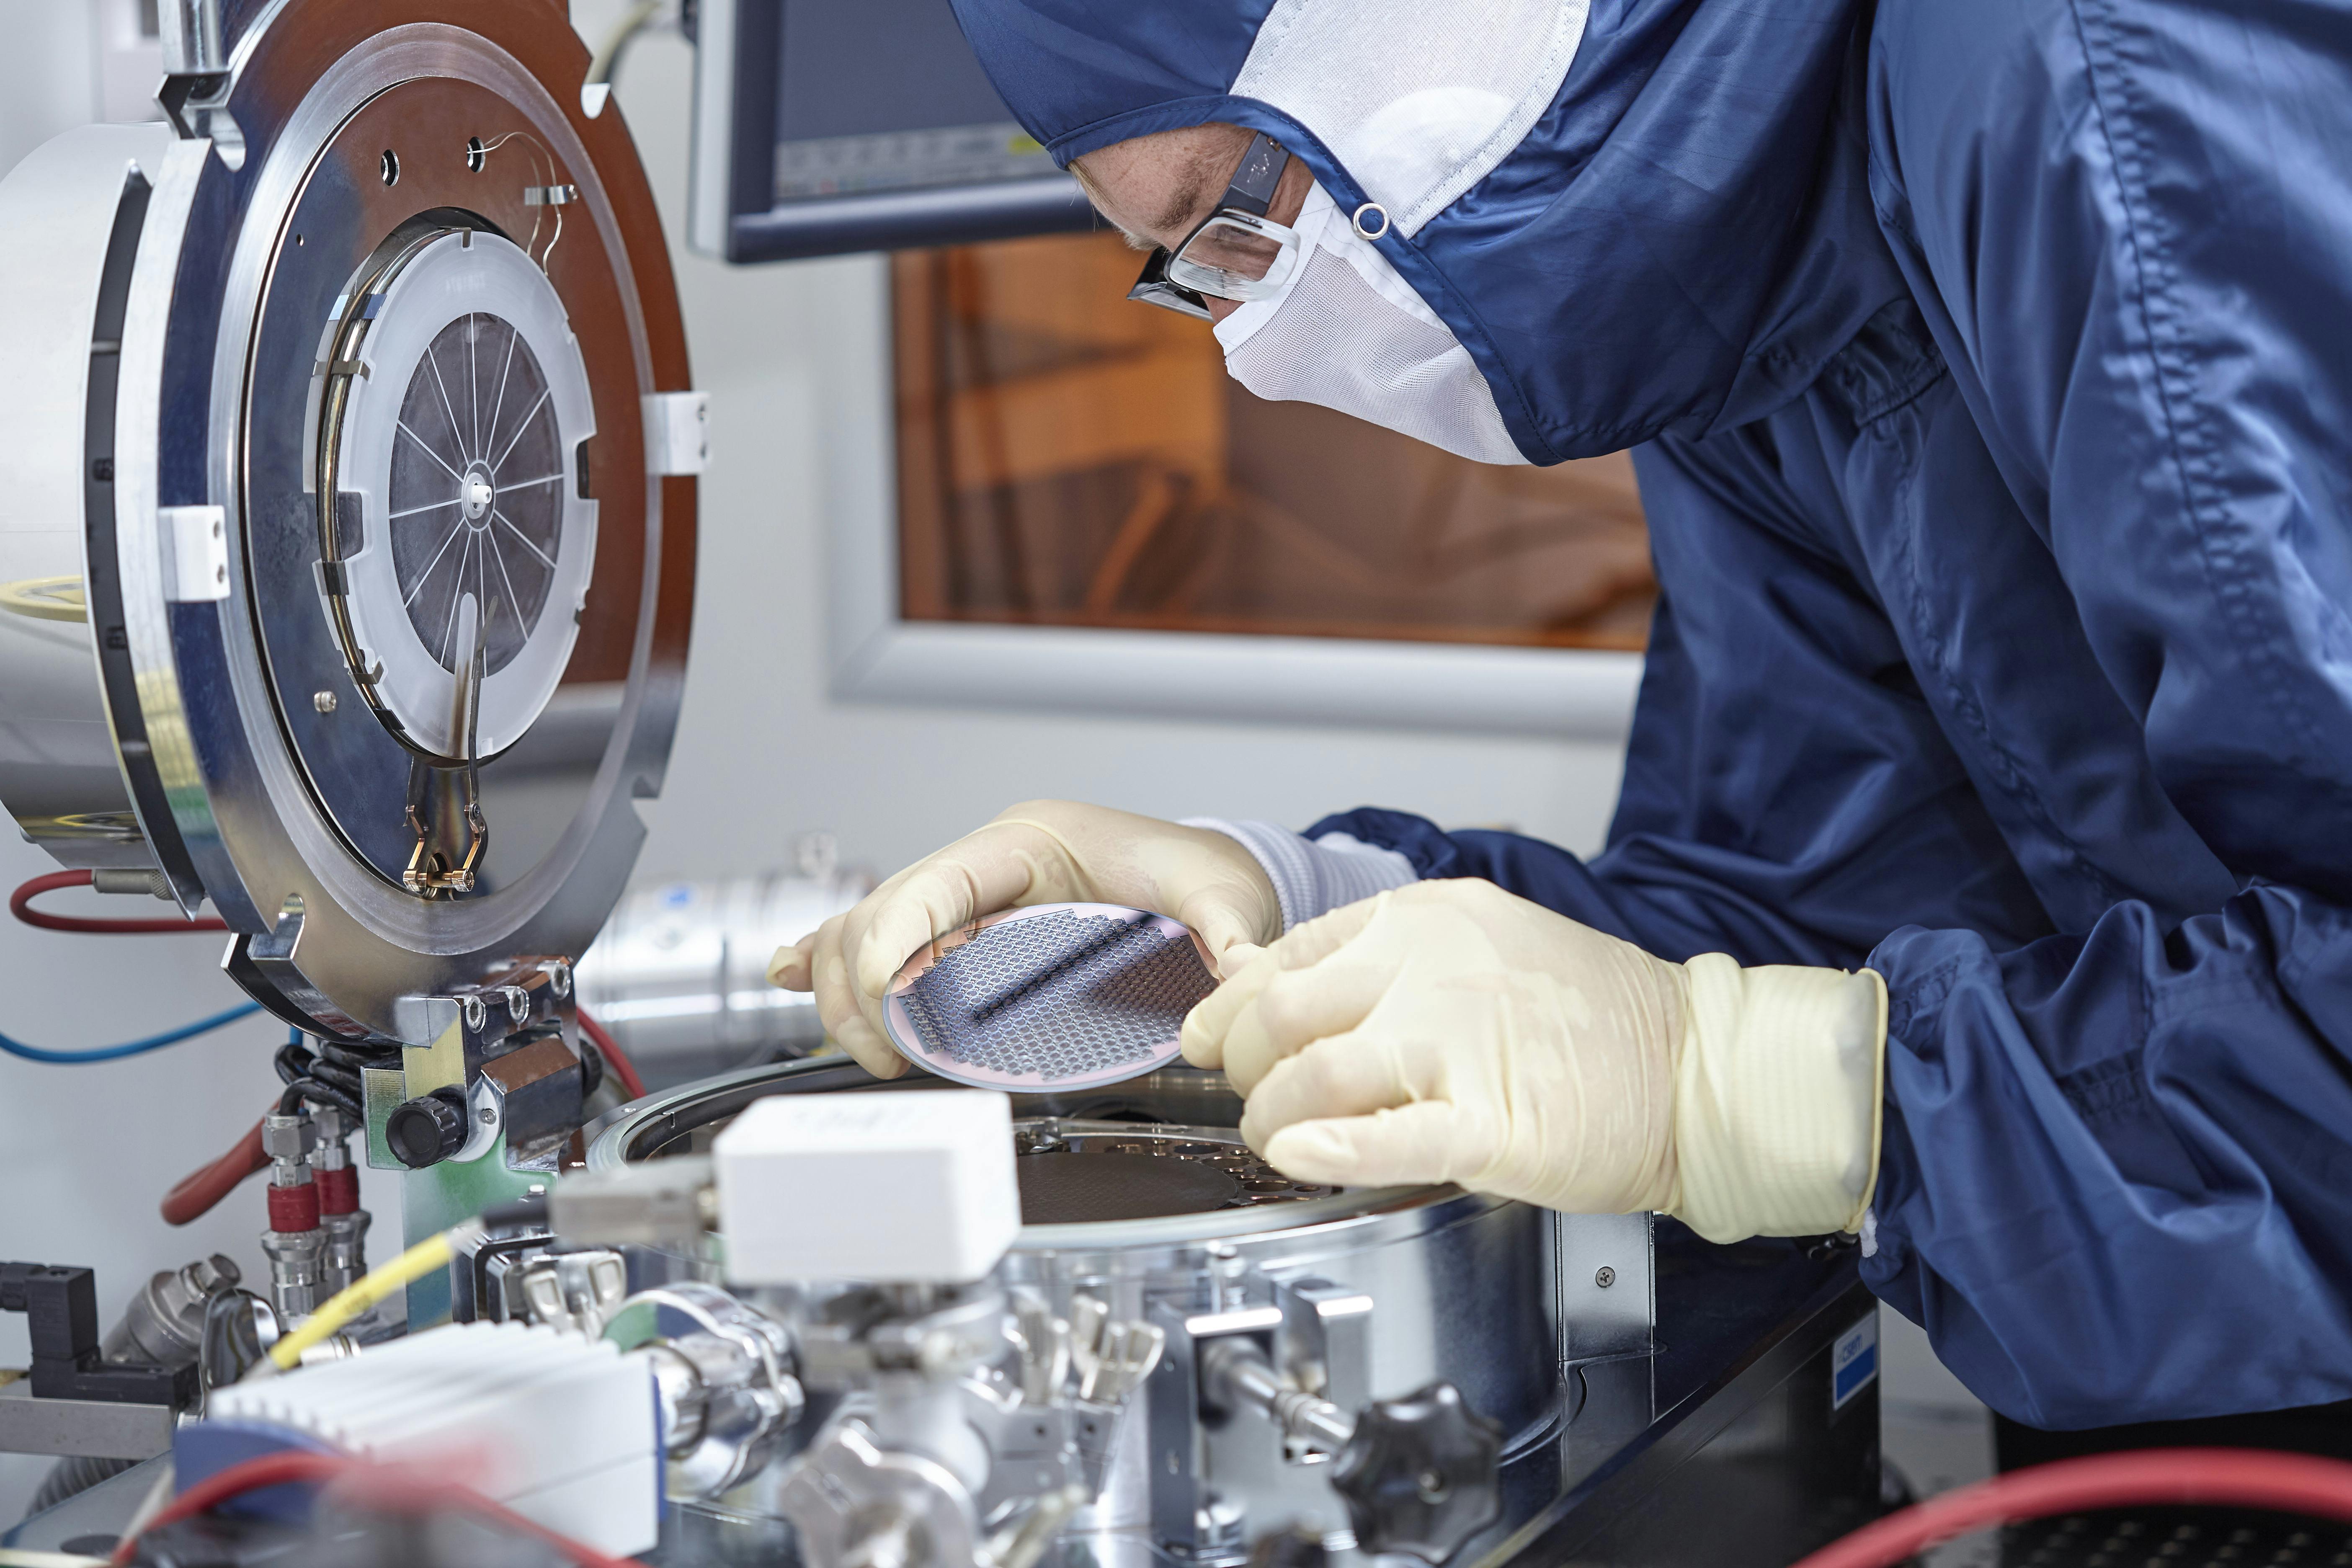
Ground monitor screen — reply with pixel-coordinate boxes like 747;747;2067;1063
690;0;1094;263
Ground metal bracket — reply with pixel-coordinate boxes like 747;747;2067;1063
156;1;244;168
1148;1287;1286;1554
1556;1212;1655;1364
0;1378;175;1460
0;1264;193;1411
158;505;227;603
1272;1277;1374;1461
643;390;709;475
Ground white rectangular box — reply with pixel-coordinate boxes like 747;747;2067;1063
712;1089;1021;1283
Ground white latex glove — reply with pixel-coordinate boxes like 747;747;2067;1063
1180;879;1886;1241
769;800;1282;1078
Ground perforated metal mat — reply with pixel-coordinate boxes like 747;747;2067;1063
1016;1151;1240;1223
1011;1121;1338;1225
884;903;1215;1090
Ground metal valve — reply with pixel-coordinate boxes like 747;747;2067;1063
1203;1340;1501;1565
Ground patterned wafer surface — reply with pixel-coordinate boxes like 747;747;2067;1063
899;910;1213;1081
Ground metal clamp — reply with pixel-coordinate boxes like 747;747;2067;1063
604;1283;803;1498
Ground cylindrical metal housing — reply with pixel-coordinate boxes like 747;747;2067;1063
590;1060;1598;1568
100;1254;240;1368
262;1227;327;1321
0;126;173;871
574;852;870;1086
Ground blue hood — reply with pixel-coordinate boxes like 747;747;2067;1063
948;0;1912;462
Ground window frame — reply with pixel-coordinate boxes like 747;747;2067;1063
819;255;1643;740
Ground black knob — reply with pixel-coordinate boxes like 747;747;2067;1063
1248;1526;1328;1568
1330;1382;1502;1565
384;1087;468;1169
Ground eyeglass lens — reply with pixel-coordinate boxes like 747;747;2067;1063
1173;216;1287;288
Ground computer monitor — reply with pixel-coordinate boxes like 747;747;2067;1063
687;0;1096;262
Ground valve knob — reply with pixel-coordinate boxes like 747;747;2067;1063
1329;1381;1502;1565
384;1086;468;1169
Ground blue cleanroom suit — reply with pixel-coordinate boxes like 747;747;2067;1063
948;0;2352;1428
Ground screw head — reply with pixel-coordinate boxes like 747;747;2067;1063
461;994;487;1032
312;690;338;713
1594;1266;1616;1289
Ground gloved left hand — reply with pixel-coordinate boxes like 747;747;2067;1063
1180;879;1886;1241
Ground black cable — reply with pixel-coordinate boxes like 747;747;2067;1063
578;1038;606;1101
478;1192;551;1232
277;1077;359;1119
275;1034;372;1122
308;1054;366;1100
319;1037;400;1071
198;1287;272;1403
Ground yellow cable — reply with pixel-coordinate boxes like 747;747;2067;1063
268;1231;457;1369
0;577;86;624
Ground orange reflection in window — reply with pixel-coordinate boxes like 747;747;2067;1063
893;232;1653;650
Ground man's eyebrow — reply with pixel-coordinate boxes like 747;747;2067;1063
1150;160;1216;240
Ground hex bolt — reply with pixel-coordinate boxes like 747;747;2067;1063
313;690;337;713
1594;1266;1616;1289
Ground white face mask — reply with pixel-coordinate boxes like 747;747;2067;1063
1211;181;1528;466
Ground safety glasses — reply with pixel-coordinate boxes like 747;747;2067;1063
1126;132;1299;319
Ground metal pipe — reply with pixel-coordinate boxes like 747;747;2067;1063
159;0;226;76
571;846;870;1086
1203;1338;1355;1455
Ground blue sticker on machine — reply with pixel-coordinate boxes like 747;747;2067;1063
1832;1312;1880;1411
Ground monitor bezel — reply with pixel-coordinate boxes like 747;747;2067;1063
689;0;1097;263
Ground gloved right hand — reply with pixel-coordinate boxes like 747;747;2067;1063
1181;879;1885;1241
768;800;1282;1078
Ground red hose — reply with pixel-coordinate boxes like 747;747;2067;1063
110;1448;640;1568
11;869;227;934
160;1115;269;1226
575;1007;646;1101
1795;1449;2352;1568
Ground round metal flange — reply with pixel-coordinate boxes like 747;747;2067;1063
83;1;694;1039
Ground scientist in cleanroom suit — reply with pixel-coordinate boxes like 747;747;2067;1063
775;0;2352;1444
